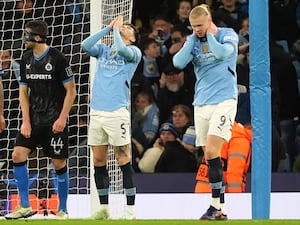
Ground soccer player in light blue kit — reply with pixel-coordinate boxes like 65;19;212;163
81;15;141;220
173;4;238;220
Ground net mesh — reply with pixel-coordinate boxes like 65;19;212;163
0;0;133;218
0;0;91;217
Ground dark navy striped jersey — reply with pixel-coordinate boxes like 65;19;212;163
20;47;74;126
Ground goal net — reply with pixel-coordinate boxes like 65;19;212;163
0;0;133;219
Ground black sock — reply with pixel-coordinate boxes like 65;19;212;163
207;157;223;198
120;163;136;205
94;166;109;204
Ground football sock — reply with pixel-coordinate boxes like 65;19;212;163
208;157;223;209
120;163;136;205
56;166;69;212
94;166;109;204
13;162;30;208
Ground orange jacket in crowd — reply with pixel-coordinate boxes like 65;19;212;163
195;122;252;193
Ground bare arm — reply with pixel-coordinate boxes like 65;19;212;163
52;79;76;133
19;84;31;138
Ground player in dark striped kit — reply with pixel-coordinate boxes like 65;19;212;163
5;20;76;220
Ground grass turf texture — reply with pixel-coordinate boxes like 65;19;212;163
0;220;299;225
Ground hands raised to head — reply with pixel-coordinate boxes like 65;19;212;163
109;15;123;30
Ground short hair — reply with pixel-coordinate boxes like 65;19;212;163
171;25;191;36
25;20;48;38
171;104;193;126
124;23;140;45
139;37;158;52
189;4;211;19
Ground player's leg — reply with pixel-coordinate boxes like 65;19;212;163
201;99;236;220
48;127;70;219
109;108;136;219
114;144;136;220
5;133;33;220
51;158;69;219
201;135;224;220
88;110;110;219
91;145;110;219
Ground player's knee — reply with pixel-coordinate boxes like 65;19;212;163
51;158;67;170
12;147;29;163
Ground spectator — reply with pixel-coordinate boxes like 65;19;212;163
154;125;198;173
212;0;248;33
157;63;194;124
132;90;159;149
138;122;178;173
170;104;194;139
133;37;162;98
148;15;173;56
161;25;191;69
270;40;300;171
172;0;193;32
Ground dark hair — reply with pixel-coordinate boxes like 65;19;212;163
25;20;48;38
124;23;140;45
171;25;191;36
139;37;158;52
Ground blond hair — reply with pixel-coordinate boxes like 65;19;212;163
189;4;211;19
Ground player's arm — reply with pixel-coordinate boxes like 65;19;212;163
113;27;141;62
53;78;76;134
19;84;31;138
81;26;111;57
0;70;5;133
173;34;195;69
206;32;235;60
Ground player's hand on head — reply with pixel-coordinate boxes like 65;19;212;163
113;15;123;29
206;21;217;36
109;16;119;30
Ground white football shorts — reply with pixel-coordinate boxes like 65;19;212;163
194;99;237;146
88;107;131;146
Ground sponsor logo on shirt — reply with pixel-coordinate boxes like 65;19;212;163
26;74;52;79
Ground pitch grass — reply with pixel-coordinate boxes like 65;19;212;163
0;220;299;225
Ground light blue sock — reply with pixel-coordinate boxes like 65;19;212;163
13;164;30;207
57;170;69;212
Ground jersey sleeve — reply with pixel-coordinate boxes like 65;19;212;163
19;54;28;85
55;50;74;83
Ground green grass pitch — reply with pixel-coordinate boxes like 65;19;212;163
0;220;299;225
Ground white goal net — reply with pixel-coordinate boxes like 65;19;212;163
0;0;133;219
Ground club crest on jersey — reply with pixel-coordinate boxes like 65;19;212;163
110;50;117;56
202;45;209;52
45;63;52;71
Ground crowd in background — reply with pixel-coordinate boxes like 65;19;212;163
1;0;300;174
